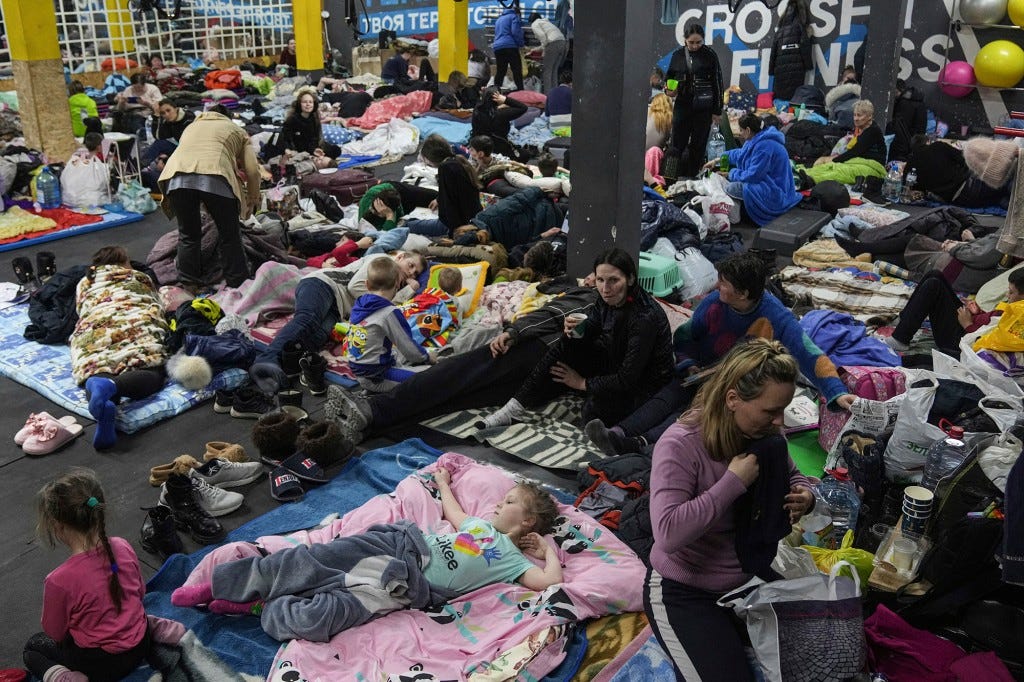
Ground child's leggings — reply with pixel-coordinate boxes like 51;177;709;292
24;630;150;682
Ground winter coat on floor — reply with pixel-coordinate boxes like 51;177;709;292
70;265;169;384
825;82;861;130
785;120;848;165
722;125;802;226
904;232;1002;294
769;10;813;101
24;265;88;345
888;87;928;161
471;187;560;250
640;198;701;252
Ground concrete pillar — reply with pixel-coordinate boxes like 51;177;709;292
107;0;137;52
568;0;656;276
293;0;325;71
858;0;909;132
7;0;78;160
438;0;469;82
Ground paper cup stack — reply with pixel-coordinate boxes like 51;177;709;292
900;485;934;536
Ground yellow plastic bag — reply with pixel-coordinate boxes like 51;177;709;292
802;530;875;584
974;300;1024;352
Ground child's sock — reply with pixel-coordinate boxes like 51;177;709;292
42;666;88;682
171;581;214;607
85;376;117;450
209;598;264;616
147;614;187;644
475;398;526;429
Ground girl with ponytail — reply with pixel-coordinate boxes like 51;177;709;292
25;468;150;681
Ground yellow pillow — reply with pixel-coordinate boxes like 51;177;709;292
428;261;489;316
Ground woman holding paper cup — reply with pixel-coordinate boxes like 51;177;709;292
476;247;674;429
644;338;816;681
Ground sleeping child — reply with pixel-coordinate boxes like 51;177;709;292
342;256;435;392
170;469;563;643
400;266;466;348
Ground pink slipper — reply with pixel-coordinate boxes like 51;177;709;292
171;582;214;607
22;418;84;456
14;413;77;446
208;598;264;616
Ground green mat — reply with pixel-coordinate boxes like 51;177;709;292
787;430;827;477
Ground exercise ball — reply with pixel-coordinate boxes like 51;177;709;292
1009;0;1024;26
961;0;1008;24
974;40;1024;87
939;61;977;97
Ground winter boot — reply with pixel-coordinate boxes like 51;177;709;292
296;420;353;468
280;341;304;383
161;473;225;544
299;353;328;396
140;505;185;559
36;251;56;281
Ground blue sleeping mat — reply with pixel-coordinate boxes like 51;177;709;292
0;303;247;433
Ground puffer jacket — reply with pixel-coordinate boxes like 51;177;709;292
504;278;600;346
769;10;813;100
785;120;847;165
471;186;560;249
640;198;701;252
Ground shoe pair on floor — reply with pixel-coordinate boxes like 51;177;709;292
251;412;353;503
12;251;56;294
13;412;83;455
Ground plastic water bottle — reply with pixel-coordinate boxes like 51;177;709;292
706;124;726;163
882;163;903;204
818;468;861;546
36;166;61;209
921;426;968;490
901;167;918;203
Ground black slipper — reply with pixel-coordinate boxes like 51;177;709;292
280;452;329;484
269;467;304;502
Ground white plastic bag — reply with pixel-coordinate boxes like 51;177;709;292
675;247;717;299
771;541;821;579
883;377;947;483
60;154;110;208
649;237;679;261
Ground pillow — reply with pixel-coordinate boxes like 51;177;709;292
428;261;488;315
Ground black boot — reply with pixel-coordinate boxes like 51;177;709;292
299;352;328;396
140;505;185;559
280;341;304;384
12;256;37;289
162;473;225;544
36;251;56;281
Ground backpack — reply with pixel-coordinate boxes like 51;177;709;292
204;69;242;91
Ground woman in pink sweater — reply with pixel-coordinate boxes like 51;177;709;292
644;338;816;681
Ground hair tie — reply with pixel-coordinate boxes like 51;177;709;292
110;562;119;575
85;497;99;508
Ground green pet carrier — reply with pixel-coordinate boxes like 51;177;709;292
638;251;683;298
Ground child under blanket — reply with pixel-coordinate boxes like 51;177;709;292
170;469;563;643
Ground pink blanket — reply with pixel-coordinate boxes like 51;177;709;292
184;453;646;680
346;91;434;130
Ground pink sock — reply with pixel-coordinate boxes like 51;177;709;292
147;614;186;644
208;598;264;616
171;582;214;607
42;667;88;682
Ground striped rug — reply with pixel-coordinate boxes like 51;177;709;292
421;394;603;471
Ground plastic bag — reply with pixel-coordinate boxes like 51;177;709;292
675;247;718;299
803;530;875;584
973;300;1024;352
60;153;110;208
115;179;157;213
977;431;1022;493
883;376;946;483
695;174;736;235
649;237;679;261
771;541;821;579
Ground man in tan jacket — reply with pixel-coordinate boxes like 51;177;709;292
159;106;262;288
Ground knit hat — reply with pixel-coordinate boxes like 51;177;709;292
295;421;353;468
251;411;300;466
963;137;1020;189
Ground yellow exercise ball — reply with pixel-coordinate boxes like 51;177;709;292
974;40;1024;87
1010;0;1024;26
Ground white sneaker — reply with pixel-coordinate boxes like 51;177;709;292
160;474;244;517
191;458;264;489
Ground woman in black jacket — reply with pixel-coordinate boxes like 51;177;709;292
400;134;482;237
665;24;724;177
471;87;528;159
769;0;813;101
817;99;887;166
144;99;195;163
279;87;341;159
477;247;675;428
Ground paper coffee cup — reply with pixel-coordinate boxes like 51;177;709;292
566;312;588;338
903;486;934;506
900;513;927;536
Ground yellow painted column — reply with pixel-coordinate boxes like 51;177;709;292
293;0;325;71
107;0;137;52
439;0;468;81
6;0;78;160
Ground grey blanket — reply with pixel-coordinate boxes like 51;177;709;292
212;521;454;642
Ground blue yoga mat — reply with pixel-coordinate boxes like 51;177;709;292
0;210;145;253
132;438;443;679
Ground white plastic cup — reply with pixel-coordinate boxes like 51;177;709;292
892;538;917;571
566;312;588;338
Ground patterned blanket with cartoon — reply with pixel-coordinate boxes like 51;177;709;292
181;453;646;681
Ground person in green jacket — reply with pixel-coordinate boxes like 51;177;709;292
357;183;404;231
68;81;99;138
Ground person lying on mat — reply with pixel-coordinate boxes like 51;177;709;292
644;338;816;681
585;252;854;457
475;247;674;429
171;473;562;643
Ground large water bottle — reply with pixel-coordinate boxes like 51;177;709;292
36;166;62;209
882;163;903;204
707;124;726;163
901;167;918;203
920;426;968;490
818;468;861;546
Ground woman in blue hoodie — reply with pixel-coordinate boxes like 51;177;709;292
704;113;801;226
492;7;525;91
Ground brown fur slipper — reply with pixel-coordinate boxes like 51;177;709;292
149;454;202;486
204;441;248;462
295;421;354;468
251;411;300;466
